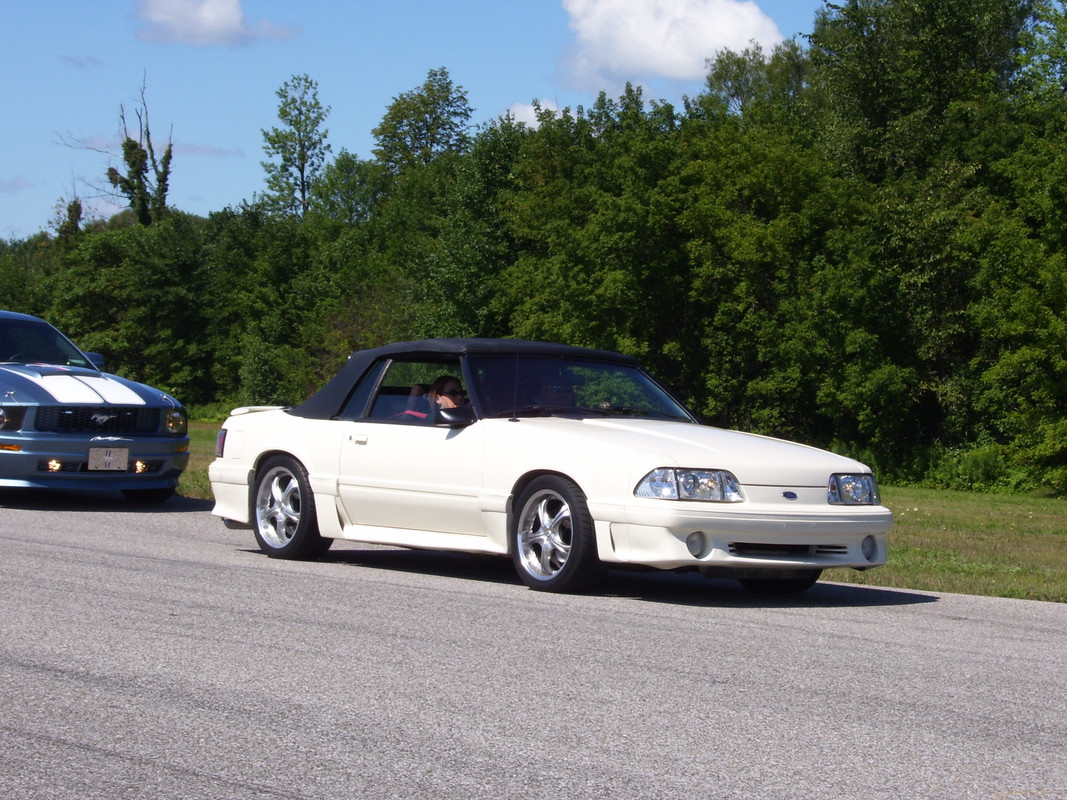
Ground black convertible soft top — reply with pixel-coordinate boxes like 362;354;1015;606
289;338;639;420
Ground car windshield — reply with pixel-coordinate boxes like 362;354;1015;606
467;354;694;421
0;319;96;369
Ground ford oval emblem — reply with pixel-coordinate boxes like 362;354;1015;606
782;491;798;500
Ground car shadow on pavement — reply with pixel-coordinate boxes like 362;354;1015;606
0;488;214;513
313;543;939;608
321;545;524;588
598;568;940;608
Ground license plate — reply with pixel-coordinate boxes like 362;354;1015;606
88;447;129;471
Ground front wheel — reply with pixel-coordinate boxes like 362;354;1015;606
511;476;602;592
737;569;822;595
252;456;332;559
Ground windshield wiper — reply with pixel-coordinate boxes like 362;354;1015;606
581;405;694;421
499;405;579;419
580;404;650;416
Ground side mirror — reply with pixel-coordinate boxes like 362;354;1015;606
86;352;105;369
437;404;476;428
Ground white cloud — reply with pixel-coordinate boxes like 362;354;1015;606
561;0;782;88
508;99;560;127
136;0;294;46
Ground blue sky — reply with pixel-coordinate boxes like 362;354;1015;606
1;0;825;241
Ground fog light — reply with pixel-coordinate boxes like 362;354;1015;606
861;535;877;561
134;460;149;474
47;459;62;472
686;532;706;557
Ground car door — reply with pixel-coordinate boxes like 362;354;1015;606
338;420;484;536
334;358;485;538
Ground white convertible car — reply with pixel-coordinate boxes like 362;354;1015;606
209;339;891;593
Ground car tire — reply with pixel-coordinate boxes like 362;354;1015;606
512;476;602;592
121;487;175;503
252;456;332;560
737;569;822;594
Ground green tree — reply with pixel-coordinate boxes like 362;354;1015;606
496;88;694;385
47;215;209;402
261;74;331;218
372;67;473;173
306;148;389;231
703;39;810;125
106;92;173;226
809;0;1035;180
0;233;59;315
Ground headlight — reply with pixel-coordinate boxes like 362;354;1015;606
0;406;27;432
164;407;188;435
635;468;744;502
828;473;879;505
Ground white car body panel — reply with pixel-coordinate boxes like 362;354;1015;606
210;408;892;571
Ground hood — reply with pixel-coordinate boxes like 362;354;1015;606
508;417;872;487
0;363;178;408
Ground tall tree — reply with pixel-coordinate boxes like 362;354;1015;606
307;148;389;229
106;86;173;226
261;74;331;218
809;0;1035;180
47;216;208;402
703;39;810;124
372;67;473;173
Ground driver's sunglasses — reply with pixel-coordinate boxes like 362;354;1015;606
444;389;466;398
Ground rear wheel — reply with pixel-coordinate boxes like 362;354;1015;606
737;569;822;595
512;476;602;592
252;456;332;559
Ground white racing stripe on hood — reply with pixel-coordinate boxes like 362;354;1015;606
77;375;146;404
22;373;146;405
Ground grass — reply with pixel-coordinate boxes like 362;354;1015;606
825;486;1067;603
178;421;219;502
180;421;1067;603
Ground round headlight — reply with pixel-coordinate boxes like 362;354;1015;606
0;407;27;432
165;408;188;435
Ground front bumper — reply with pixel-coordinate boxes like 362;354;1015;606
0;433;189;492
596;495;893;571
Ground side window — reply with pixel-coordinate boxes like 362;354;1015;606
367;359;464;423
337;360;388;420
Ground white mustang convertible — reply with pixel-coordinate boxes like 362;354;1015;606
209;339;892;593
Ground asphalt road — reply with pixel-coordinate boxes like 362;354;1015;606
1;490;1064;800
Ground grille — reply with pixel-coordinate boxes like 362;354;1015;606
729;542;850;557
34;406;161;435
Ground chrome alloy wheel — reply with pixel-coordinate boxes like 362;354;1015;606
255;464;304;549
516;487;573;580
